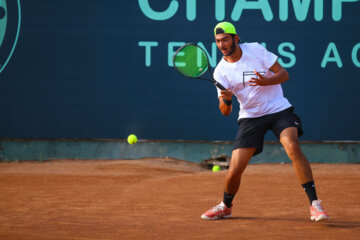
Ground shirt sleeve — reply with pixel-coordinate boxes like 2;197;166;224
255;42;278;69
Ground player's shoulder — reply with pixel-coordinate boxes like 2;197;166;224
241;42;266;51
214;58;227;72
241;42;268;57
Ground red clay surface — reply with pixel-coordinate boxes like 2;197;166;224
0;159;359;240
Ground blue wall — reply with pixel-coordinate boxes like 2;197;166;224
1;139;359;163
0;0;359;141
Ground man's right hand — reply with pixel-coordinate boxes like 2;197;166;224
220;89;234;101
219;89;233;116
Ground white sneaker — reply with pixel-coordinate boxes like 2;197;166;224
310;200;329;221
201;202;232;220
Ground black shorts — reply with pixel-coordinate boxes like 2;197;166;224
233;107;303;156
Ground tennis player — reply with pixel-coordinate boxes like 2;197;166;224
201;22;329;221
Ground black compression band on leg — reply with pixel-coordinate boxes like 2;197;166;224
223;192;235;208
302;181;318;205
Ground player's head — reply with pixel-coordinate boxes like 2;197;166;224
214;22;240;56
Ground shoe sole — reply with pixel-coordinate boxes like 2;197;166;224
311;215;329;221
201;214;232;220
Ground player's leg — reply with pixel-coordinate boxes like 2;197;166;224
279;127;313;184
272;107;329;221
200;147;255;220
224;147;256;200
271;108;316;202
279;127;329;221
201;117;267;220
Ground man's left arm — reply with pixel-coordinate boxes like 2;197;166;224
249;61;289;86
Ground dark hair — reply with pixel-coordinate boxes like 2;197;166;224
230;34;240;43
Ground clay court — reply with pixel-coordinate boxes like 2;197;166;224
0;159;359;239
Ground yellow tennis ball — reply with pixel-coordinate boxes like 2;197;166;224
212;165;221;172
127;134;137;144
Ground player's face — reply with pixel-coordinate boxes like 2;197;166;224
215;34;236;56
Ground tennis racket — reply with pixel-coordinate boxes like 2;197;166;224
173;43;226;90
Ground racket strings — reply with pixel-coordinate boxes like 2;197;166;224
174;45;209;78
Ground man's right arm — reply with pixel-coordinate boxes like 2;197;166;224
218;89;233;116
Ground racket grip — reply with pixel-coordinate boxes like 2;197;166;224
214;81;226;90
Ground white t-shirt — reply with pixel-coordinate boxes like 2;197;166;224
214;42;292;119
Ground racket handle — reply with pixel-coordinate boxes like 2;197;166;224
214;81;226;90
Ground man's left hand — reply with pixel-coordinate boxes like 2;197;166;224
249;70;270;86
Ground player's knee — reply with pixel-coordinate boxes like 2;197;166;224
283;141;301;158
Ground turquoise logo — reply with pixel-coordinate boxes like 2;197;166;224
0;0;21;74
